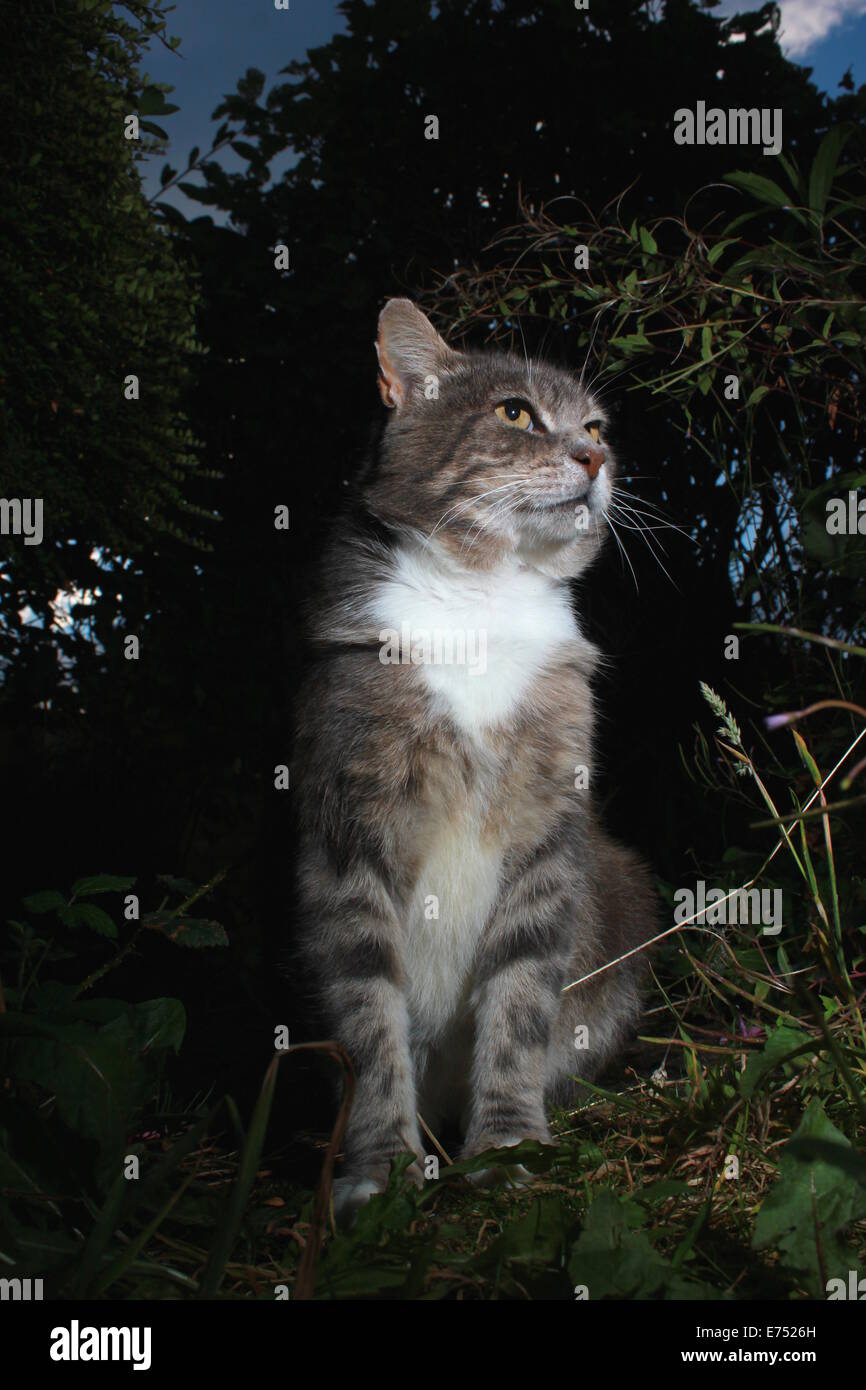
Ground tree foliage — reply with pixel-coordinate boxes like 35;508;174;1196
0;0;212;714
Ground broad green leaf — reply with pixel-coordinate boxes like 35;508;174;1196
740;1020;814;1099
2;998;184;1163
6;1019;140;1153
61;902;117;939
156;873;197;897
568;1193;716;1299
473;1195;571;1271
142;913;228;948
753;1099;866;1295
723;171;808;226
445;1138;556;1177
22;890;65;915
127;997;185;1054
786;1137;866;1187
138;87;179;118
71;874;136;898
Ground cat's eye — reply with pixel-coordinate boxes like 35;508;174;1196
585;421;602;443
495;399;535;431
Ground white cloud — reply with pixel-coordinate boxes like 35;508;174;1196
718;0;866;56
777;0;866;55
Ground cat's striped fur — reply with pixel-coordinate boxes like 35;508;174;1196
294;300;656;1220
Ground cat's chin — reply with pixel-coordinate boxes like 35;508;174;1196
514;516;603;578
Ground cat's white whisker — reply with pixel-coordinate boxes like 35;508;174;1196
428;477;528;539
608;498;673;542
459;490;530;558
606;501;678;589
610;487;697;544
601;511;639;593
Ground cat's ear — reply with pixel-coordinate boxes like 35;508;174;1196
375;299;461;409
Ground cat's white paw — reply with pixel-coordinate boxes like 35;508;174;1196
332;1174;383;1224
462;1135;534;1188
465;1162;532;1189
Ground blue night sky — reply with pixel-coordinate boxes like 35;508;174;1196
138;0;866;213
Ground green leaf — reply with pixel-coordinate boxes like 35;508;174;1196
230;140;261;163
445;1138;557;1177
808;127;850;218
706;238;737;266
60;902;117;939
138;87;179;118
792;730;822;789
239;67;266;100
723;171;808;226
85;1104;214;1297
638;226;657;254
608;332;651;354
775;151;804;197
568;1193;716;1299
142;913;228;948
71;874;136;898
786;1138;866;1187
745;384;770;408
740;1021;813;1099
176;182;222;206
22;890;66;915
198;1056;280;1298
156;873;197;896
1;998;184;1163
700;324;713;361
4;1016;139;1155
127;997;186;1054
473;1195;571;1272
753;1099;866;1295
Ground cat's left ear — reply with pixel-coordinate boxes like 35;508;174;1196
376;299;462;409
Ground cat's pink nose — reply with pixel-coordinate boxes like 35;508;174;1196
571;444;605;480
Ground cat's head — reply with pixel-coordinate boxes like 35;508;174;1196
365;298;615;578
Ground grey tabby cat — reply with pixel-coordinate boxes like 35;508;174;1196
294;299;656;1222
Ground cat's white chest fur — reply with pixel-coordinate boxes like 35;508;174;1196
370;543;581;1039
370;542;579;737
403;803;501;1041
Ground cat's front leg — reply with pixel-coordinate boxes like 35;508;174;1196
323;965;424;1222
462;842;578;1171
303;867;424;1223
